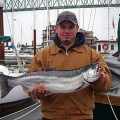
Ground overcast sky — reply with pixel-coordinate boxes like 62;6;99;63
3;7;120;45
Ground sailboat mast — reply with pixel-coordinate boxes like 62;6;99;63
33;9;36;55
78;0;81;26
46;0;50;46
11;0;23;72
118;14;120;61
0;1;4;64
107;7;110;53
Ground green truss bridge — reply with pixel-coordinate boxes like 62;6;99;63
3;0;120;12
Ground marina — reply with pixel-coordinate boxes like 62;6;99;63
0;0;120;120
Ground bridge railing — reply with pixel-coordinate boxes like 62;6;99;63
3;0;120;12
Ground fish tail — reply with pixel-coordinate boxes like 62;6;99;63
0;74;13;98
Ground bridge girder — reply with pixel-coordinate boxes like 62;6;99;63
3;0;120;12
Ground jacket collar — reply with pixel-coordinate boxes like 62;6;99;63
50;44;84;55
50;32;85;55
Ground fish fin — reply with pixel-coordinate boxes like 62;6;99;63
44;67;56;71
44;91;54;96
0;74;14;98
21;85;31;93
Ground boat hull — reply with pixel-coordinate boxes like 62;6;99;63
94;93;120;120
0;98;32;117
0;65;31;117
93;56;120;119
94;102;120;120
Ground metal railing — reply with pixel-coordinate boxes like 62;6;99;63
3;0;120;12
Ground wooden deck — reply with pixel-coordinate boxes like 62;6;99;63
95;93;120;106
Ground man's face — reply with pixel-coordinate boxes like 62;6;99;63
55;20;79;46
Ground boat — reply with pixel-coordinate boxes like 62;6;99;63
94;56;120;120
4;46;33;65
0;65;32;117
0;100;41;120
0;38;39;116
93;14;120;120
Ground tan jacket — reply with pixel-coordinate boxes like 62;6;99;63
28;44;112;120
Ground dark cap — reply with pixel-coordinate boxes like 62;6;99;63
56;11;78;25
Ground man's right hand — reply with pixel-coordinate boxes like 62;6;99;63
34;83;49;94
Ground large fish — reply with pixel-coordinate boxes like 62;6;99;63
0;62;104;98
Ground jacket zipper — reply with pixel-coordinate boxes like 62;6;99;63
65;49;68;119
65;49;68;56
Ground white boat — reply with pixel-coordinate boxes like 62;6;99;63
0;65;31;117
4;47;33;65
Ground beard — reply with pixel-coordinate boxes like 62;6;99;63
61;40;72;45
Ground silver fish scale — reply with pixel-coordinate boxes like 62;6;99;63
2;62;99;97
11;74;84;93
43;75;84;93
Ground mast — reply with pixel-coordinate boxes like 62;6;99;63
78;0;81;26
33;9;36;55
0;0;4;64
117;14;120;61
82;8;85;29
11;0;23;72
46;0;50;46
107;7;110;53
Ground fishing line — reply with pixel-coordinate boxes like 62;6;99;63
106;92;118;120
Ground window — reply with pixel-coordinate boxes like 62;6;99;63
98;45;101;51
111;45;114;50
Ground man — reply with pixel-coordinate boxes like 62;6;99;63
28;11;112;120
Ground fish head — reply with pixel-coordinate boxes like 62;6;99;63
82;62;101;83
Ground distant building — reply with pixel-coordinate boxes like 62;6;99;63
79;29;98;50
95;39;118;55
79;29;118;55
42;25;56;47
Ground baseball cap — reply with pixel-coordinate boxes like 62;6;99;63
56;11;78;25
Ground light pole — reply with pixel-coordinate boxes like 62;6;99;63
0;0;4;64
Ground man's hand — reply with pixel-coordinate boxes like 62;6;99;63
97;67;106;79
34;83;48;94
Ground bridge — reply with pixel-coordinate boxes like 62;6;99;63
3;0;120;12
